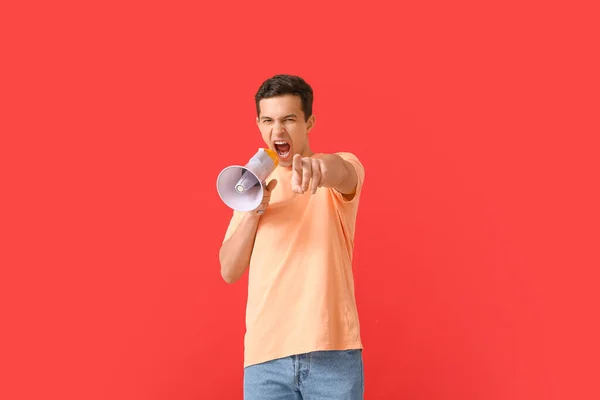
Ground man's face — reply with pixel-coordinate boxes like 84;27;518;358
256;94;315;168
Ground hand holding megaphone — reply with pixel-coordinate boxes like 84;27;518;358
216;148;279;213
253;179;278;215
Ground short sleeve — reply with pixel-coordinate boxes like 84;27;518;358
332;152;365;204
222;209;245;244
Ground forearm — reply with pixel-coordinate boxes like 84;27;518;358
316;154;358;195
219;213;261;284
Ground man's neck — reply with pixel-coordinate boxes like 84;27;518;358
302;146;315;158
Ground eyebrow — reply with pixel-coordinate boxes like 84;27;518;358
261;114;298;121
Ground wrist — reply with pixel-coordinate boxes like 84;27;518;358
244;211;263;220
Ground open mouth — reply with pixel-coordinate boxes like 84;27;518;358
274;140;291;160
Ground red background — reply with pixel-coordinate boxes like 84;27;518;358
1;1;599;399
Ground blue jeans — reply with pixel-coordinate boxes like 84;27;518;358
243;349;364;399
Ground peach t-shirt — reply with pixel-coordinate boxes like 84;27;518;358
222;152;365;368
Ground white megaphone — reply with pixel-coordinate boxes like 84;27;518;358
216;148;279;212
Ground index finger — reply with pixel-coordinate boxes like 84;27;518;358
293;154;302;172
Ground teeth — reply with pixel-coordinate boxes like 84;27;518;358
277;149;290;158
273;141;290;159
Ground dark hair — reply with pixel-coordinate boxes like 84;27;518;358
255;74;313;121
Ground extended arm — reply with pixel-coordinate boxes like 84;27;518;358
291;153;358;198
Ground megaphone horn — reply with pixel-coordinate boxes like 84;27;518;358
216;148;279;212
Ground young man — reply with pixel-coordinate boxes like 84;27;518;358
219;74;365;399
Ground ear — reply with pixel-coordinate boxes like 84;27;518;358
256;116;260;127
306;115;316;134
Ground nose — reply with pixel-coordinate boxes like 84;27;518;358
272;121;285;135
